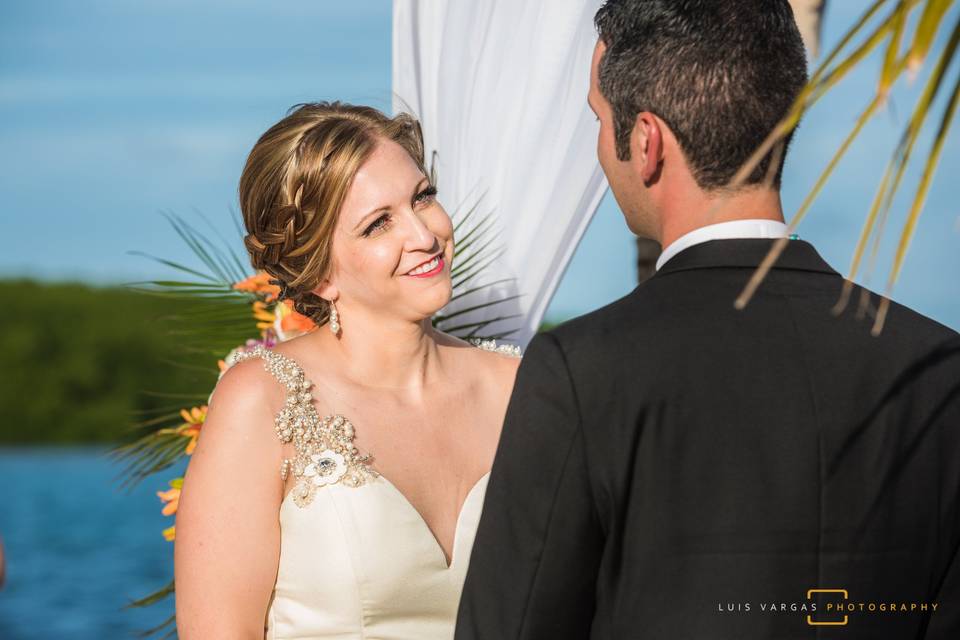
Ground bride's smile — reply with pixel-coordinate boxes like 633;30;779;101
317;136;455;324
404;252;444;277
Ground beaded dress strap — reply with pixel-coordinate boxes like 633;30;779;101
467;338;523;358
227;344;378;508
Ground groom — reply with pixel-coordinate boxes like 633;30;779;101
456;1;960;639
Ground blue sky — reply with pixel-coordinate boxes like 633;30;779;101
1;1;958;329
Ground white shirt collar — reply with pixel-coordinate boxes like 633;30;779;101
655;219;790;271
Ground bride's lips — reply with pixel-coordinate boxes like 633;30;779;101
404;253;445;278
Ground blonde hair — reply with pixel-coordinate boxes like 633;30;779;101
239;101;427;325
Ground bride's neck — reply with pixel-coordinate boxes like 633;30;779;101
317;309;443;394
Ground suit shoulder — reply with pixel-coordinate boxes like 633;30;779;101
890;297;959;341
541;285;648;351
549;286;641;332
855;285;960;349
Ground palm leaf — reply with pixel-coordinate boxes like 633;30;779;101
125;579;177;638
908;0;954;70
726;0;899;199
125;579;175;609
124;251;221;283
849;14;960;323
434;294;524;323
440;313;525;336
732;0;959;335
735;90;887;309
875;53;960;333
110;427;192;489
447;277;518;304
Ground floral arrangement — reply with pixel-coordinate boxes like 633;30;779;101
114;203;516;638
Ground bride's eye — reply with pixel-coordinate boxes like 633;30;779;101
415;185;438;205
363;213;391;236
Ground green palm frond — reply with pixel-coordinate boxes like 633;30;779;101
434;187;520;336
135;615;177;640
110;421;193;489
123;585;178;640
439;313;525;337
126;579;175;609
730;0;959;335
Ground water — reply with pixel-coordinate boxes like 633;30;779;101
0;447;184;638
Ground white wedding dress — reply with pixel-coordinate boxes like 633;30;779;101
230;338;522;640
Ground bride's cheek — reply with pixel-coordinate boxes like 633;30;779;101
431;206;454;241
366;242;404;277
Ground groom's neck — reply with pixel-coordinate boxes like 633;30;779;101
656;184;785;250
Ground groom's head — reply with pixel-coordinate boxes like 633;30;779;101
589;0;808;239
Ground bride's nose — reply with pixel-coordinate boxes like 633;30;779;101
401;209;438;251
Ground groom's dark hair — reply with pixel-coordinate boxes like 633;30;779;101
594;0;808;190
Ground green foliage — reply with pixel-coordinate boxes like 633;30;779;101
0;278;224;444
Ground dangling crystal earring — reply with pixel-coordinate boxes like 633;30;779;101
328;299;340;335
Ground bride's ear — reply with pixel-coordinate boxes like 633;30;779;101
629;111;663;184
311;278;338;303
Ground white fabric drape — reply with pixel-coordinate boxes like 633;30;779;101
392;0;608;348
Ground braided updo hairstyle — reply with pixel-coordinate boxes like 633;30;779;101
238;101;428;326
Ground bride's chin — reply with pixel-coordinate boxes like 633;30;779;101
418;283;453;316
392;272;453;312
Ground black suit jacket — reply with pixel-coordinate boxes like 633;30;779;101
455;238;960;640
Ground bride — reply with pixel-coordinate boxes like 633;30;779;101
174;101;522;638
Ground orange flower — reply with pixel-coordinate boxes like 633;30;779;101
278;299;317;335
162;525;176;542
252;300;276;330
233;271;281;302
178;406;206;455
157;477;183;517
157;405;206;454
157;488;180;516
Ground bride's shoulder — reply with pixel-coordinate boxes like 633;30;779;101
213;344;281;407
436;332;522;389
207;340;314;442
222;334;322;390
435;331;522;360
183;346;286;503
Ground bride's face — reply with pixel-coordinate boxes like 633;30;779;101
322;137;454;324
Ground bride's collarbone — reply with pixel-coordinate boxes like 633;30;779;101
310;365;496;432
352;406;491;472
325;393;492;490
267;341;507;493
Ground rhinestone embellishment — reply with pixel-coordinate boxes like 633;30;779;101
304;450;347;486
229;344;378;507
467;338;523;358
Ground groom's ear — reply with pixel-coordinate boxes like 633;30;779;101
629;112;663;184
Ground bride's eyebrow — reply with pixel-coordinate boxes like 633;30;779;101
353;206;388;233
411;176;429;196
352;177;431;233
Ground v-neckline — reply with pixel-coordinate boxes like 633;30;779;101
373;469;490;570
